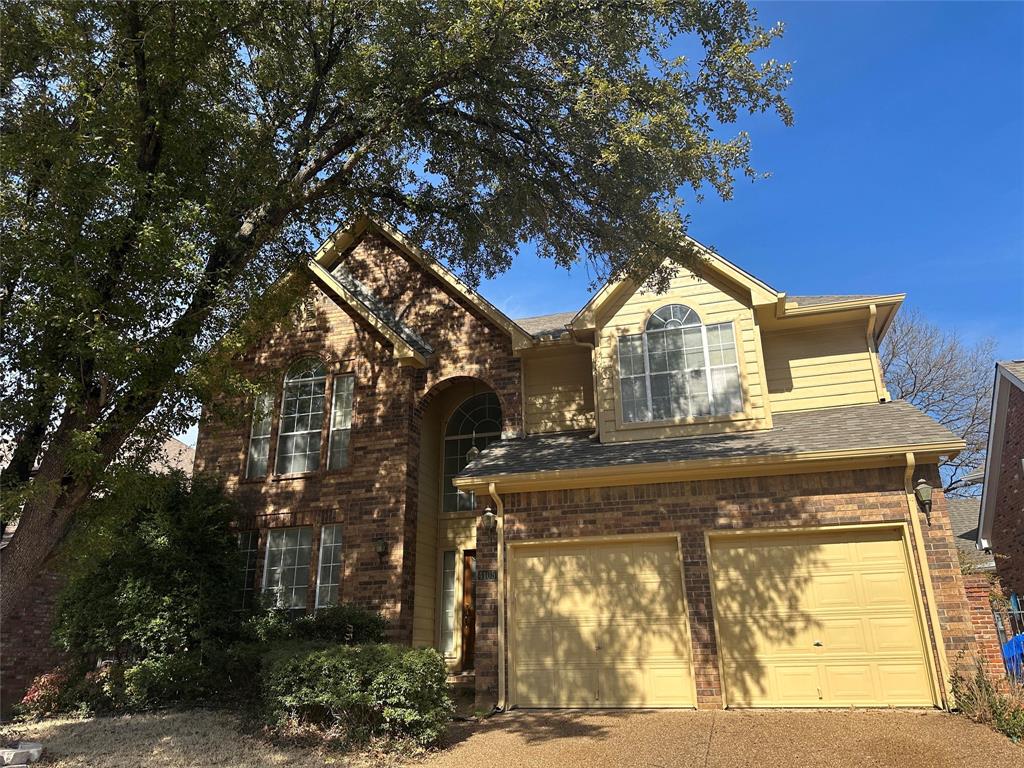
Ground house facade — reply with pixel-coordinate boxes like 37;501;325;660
195;215;979;711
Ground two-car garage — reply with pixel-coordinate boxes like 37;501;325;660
507;527;938;709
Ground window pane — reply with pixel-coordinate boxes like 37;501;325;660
316;524;343;609
238;531;260;609
276;360;326;475
328;376;355;470
443;394;502;512
440;551;457;655
263;526;313;610
246;392;273;479
711;365;743;415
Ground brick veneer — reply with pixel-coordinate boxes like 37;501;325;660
992;384;1024;596
194;232;522;642
0;564;65;715
961;572;1007;683
472;464;977;710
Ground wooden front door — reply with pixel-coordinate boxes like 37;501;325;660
462;550;477;670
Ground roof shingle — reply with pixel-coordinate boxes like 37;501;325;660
514;311;577;338
458;401;961;480
946;496;995;570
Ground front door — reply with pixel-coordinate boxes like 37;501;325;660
462;550;477;670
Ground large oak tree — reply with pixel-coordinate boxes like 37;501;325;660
0;0;791;618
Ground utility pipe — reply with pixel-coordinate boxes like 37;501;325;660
488;482;507;711
904;452;951;709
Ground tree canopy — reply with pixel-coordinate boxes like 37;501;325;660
0;0;791;617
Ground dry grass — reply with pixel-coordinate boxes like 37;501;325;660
0;709;424;768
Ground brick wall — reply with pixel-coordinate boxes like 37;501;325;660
961;572;1007;682
194;232;522;642
0;564;65;716
993;383;1024;596
472;464;976;710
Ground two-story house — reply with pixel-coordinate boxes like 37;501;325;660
195;214;979;712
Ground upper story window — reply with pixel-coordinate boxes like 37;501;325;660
618;304;742;423
245;391;273;479
443;392;502;512
276;359;327;475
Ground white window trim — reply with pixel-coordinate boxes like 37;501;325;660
275;361;327;476
245;391;273;479
261;526;313;610
327;374;355;471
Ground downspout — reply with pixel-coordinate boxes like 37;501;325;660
487;482;507;711
904;452;951;709
568;330;599;440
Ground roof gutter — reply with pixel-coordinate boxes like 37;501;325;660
455;440;965;494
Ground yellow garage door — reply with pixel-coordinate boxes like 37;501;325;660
710;528;935;707
510;538;694;708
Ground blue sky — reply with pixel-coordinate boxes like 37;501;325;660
480;1;1024;358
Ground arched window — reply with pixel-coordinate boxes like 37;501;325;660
618;304;742;423
443;392;502;512
276;358;327;474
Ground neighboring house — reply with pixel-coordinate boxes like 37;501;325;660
946;496;995;572
0;437;196;715
195;214;980;711
978;361;1024;600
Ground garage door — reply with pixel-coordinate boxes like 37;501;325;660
510;538;695;708
710;528;935;707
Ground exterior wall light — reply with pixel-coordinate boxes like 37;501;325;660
466;446;481;463
482;506;496;529
373;538;389;561
914;479;933;524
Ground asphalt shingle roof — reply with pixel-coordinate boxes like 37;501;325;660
458;400;960;479
946;496;995;570
1001;360;1024;382
514;311;577;338
330;267;434;357
788;294;891;307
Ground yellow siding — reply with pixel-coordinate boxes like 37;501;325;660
522;346;595;434
762;323;879;412
411;404;441;648
594;266;769;443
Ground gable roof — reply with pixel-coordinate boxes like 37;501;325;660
570;235;779;331
978;360;1024;548
454;400;964;492
946;496;995;571
312;215;534;351
515;311;577;339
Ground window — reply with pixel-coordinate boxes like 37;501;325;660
327;375;354;470
276;359;326;475
245;391;273;479
442;393;502;512
238;530;260;609
262;527;313;609
316;524;343;608
439;550;457;655
618;304;742;422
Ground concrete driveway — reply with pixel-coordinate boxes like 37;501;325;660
420;709;1020;768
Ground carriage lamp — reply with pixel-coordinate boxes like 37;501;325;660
466;446;481;463
482;506;497;530
914;479;933;524
373;538;389;562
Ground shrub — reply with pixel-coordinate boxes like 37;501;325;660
18;662;127;718
52;470;244;708
242;603;388;645
122;654;215;710
951;658;1024;742
19;667;72;718
261;644;451;746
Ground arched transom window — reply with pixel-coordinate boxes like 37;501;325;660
443;392;502;512
618;304;742;423
276;358;328;474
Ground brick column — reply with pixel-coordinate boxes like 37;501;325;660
962;572;1008;683
473;513;499;711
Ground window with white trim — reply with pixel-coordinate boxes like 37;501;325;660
443;393;502;512
238;530;260;609
262;527;313;609
315;524;343;608
327;375;354;470
275;359;326;475
618;304;742;422
439;550;457;655
245;391;273;479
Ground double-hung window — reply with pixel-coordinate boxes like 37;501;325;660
276;360;327;475
245;391;273;479
263;527;313;609
618;304;742;422
315;524;343;608
328;376;354;470
238;530;260;609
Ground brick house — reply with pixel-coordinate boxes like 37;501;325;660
978;361;1024;604
195;214;980;711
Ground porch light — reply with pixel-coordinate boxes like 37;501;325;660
482;506;496;529
466;446;481;463
914;479;933;524
373;538;389;559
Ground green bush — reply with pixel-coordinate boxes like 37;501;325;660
951;658;1024;742
243;603;387;645
261;643;452;745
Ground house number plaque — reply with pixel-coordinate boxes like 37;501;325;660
477;569;498;582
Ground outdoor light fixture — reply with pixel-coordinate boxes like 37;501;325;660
482;506;497;530
466;446;481;463
914;479;933;524
373;538;389;561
